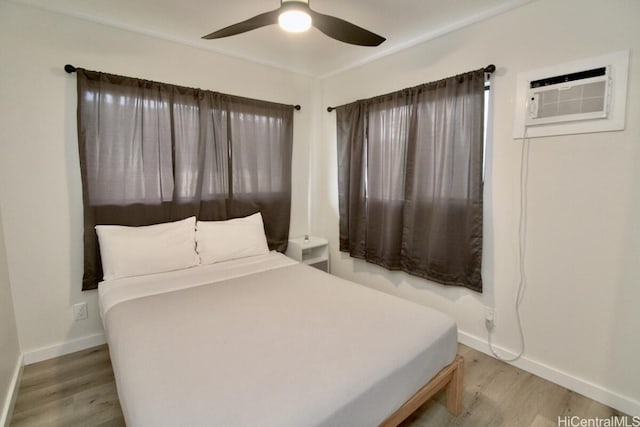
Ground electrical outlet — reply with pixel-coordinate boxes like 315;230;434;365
484;306;495;330
74;302;88;321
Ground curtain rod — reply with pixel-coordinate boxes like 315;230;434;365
64;64;302;111
326;64;496;112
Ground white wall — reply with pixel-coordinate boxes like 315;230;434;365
317;0;640;416
0;207;21;426
0;1;314;361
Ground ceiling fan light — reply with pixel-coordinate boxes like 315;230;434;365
278;10;312;33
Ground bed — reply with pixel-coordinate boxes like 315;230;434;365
96;215;463;426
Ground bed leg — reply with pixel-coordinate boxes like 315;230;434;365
445;355;464;416
378;355;464;426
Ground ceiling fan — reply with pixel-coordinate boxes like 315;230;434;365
202;0;386;47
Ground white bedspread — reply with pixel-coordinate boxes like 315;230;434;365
99;252;457;427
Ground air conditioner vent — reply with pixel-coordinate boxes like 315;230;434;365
536;81;606;119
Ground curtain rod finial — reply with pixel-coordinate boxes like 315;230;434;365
327;106;335;113
64;64;77;73
485;64;496;73
294;105;301;111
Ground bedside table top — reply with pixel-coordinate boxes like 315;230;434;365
289;236;328;248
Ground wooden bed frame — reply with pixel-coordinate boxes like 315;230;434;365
380;354;464;426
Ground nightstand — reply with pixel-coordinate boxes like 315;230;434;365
286;236;330;273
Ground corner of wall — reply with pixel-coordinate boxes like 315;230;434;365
0;204;23;427
0;355;23;427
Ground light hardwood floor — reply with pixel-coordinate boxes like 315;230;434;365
10;343;622;427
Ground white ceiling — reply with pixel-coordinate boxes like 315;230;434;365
14;0;533;77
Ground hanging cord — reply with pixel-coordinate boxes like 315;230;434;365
487;126;530;362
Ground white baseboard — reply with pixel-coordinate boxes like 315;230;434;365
22;333;106;365
1;354;23;427
458;330;640;417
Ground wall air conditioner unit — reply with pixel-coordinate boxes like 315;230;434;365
513;50;629;139
526;66;610;126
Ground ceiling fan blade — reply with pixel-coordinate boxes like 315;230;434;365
308;10;385;46
202;9;280;39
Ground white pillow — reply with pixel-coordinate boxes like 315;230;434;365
96;217;198;281
196;212;269;265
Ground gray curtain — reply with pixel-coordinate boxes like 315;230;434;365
77;69;293;290
336;69;484;292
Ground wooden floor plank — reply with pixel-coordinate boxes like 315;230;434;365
9;343;626;427
14;365;116;414
19;347;111;390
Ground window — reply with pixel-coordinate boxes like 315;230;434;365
76;69;294;290
336;69;486;292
